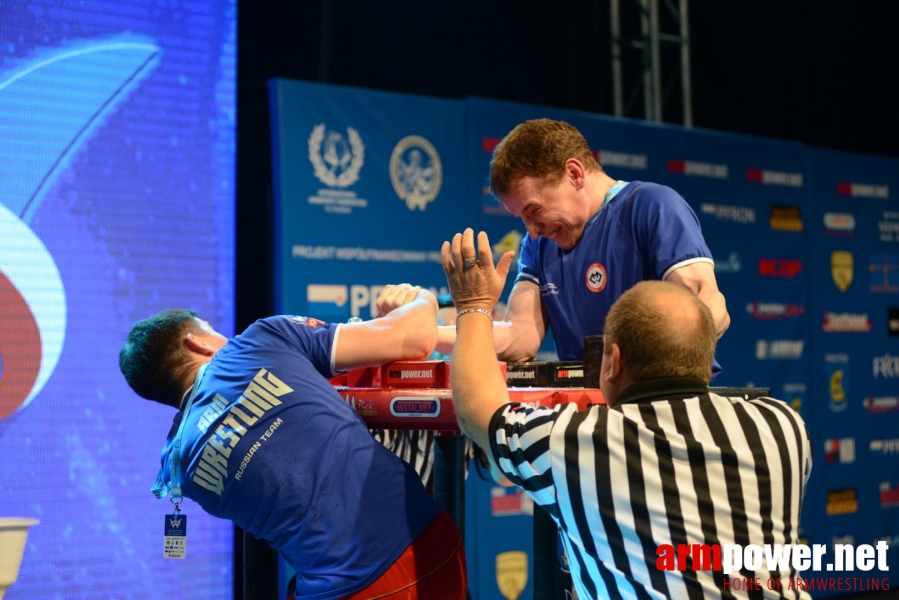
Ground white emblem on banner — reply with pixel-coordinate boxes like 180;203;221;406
389;135;442;211
308;124;365;188
306;124;368;214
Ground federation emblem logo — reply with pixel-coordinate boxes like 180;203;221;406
390;135;442;211
308;124;365;188
830;251;854;292
585;263;607;293
168;516;182;529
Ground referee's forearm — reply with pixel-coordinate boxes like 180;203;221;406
450;312;509;451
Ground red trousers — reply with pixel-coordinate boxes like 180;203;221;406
286;511;468;600
343;510;467;600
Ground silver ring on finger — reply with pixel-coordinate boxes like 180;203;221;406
463;258;477;268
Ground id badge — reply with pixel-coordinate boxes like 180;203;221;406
164;513;187;558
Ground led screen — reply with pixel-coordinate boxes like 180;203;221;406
0;1;236;597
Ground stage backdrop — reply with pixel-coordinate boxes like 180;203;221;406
0;2;236;598
270;80;898;597
806;148;899;571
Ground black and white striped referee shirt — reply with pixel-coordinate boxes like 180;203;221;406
489;377;813;600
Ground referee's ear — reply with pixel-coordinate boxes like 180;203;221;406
601;342;625;406
606;343;623;382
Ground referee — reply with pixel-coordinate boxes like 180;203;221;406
442;229;812;600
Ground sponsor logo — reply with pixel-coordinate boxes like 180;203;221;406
309;283;447;319
783;382;806;413
864;395;899;414
770;205;803;231
389;397;441;418
830;251;854;292
714;252;741;274
307;284;348;307
878;212;899;242
869;438;899;456
540;282;560;296
836;182;890;199
746;168;803;188
758;258;802;278
389;135;442;211
826;353;849;413
492;230;523;263
824;438;855;464
869;253;899;294
667;159;728;179
880;482;899;508
755;340;803;360
700;203;755;224
873;353;899;378
823;212;856;236
831;535;855;548
307;124;368;214
387;368;434;380
345;395;377;417
822;312;871;333
889;308;899;336
556;368;584;379
593;149;647;170
746;302;805;319
491;486;534;517
826;488;858;515
585;263;608;293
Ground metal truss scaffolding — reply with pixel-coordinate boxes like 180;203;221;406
610;0;693;126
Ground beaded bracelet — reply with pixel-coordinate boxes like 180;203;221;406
456;308;493;320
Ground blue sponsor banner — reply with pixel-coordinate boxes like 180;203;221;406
269;79;468;318
465;97;811;387
270;84;899;597
806;148;899;592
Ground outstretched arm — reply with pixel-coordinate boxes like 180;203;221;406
333;285;439;371
665;261;730;338
433;279;547;362
441;229;515;450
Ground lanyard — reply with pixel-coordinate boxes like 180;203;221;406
605;180;629;203
587;180;629;225
151;362;209;501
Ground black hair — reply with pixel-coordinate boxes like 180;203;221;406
119;309;199;408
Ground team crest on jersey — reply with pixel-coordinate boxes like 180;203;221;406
389;135;442;211
289;316;324;328
308;124;365;188
585;263;608;293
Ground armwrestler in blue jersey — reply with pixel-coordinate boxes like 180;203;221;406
435;118;730;368
119;285;467;600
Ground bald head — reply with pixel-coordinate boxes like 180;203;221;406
603;281;717;383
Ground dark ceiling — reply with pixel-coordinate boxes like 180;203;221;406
235;0;899;323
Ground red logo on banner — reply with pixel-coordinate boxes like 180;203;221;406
758;258;803;278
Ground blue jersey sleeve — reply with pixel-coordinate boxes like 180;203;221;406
515;234;541;286
264;316;339;378
626;184;713;279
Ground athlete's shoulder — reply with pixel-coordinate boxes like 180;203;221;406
623;181;684;202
